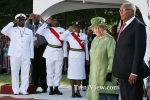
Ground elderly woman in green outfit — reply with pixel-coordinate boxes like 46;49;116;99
86;17;117;100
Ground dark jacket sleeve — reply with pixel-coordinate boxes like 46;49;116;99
131;22;146;75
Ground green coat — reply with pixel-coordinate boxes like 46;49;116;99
87;34;117;100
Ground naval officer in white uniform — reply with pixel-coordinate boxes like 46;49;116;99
1;14;34;95
60;21;89;98
36;16;67;95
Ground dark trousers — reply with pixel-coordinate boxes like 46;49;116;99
119;75;143;100
82;64;90;86
31;43;48;91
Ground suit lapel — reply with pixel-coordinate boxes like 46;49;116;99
116;18;137;47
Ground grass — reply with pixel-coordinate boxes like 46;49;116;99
0;74;11;84
0;74;70;85
0;96;13;98
61;75;70;85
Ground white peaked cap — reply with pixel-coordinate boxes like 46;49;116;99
15;13;26;19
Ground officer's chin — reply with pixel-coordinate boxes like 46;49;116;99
18;24;25;27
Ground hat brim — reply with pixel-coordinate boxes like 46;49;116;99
89;23;107;28
72;25;81;27
15;14;26;19
16;17;26;19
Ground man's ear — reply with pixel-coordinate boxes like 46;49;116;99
130;10;134;15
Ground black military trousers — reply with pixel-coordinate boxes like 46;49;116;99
82;64;90;87
31;43;48;91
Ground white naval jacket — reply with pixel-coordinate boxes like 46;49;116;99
1;22;34;59
36;23;67;60
60;30;89;60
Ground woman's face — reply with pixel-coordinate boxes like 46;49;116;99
93;26;105;37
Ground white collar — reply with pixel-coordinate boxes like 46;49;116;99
124;16;135;26
18;26;24;29
18;26;25;31
75;32;80;35
51;27;60;28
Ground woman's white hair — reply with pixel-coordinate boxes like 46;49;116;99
123;2;136;15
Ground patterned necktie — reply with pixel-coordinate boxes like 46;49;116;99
117;23;126;42
35;25;40;46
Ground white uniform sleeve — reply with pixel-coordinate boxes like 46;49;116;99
1;22;14;38
85;35;89;60
60;28;68;57
39;19;44;25
36;23;48;36
60;30;72;41
63;41;68;57
30;30;34;58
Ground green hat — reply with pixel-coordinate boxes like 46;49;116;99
71;21;82;26
88;27;92;31
90;17;107;28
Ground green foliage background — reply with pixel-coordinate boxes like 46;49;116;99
0;0;143;29
0;0;32;29
56;8;120;29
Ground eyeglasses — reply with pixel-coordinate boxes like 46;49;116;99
119;9;132;12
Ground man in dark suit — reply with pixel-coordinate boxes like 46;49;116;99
112;2;146;100
25;13;48;93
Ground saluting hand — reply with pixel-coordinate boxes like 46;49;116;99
13;19;18;25
46;17;52;24
37;15;43;21
68;26;75;32
28;13;34;20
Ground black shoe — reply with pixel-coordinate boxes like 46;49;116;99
42;89;47;93
34;86;38;93
35;91;42;93
75;92;82;98
13;92;19;95
53;86;63;95
49;86;53;95
71;92;75;98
